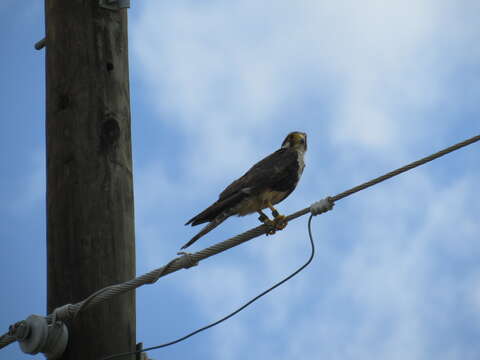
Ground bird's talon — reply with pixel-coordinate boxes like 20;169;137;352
266;228;276;236
271;209;279;218
259;217;277;235
262;214;287;235
273;215;287;230
263;219;276;228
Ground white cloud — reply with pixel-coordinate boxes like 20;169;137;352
131;0;463;156
130;1;480;359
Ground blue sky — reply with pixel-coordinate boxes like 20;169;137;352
1;1;480;359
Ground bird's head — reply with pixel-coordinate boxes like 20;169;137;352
281;131;307;152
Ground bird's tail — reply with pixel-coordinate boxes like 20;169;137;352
181;213;230;249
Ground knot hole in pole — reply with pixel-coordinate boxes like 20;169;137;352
99;116;120;153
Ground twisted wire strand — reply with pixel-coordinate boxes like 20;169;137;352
2;133;479;351
35;225;273;326
287;134;480;220
0;335;15;350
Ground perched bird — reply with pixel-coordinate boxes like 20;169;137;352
181;131;307;249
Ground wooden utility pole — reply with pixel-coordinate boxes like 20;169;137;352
45;1;135;359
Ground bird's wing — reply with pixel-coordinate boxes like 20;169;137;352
185;190;247;226
185;148;299;226
182;148;301;248
219;147;299;200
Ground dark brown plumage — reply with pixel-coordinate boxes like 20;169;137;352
182;132;307;249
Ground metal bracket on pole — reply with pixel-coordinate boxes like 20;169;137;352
99;0;131;10
36;0;130;49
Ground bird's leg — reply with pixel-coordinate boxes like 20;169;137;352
266;203;288;230
257;210;276;235
257;209;270;223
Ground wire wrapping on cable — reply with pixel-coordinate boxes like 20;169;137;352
310;197;335;215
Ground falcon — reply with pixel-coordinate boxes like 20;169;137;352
181;131;307;249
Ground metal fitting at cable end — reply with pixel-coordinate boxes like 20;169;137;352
310;197;335;216
9;315;68;359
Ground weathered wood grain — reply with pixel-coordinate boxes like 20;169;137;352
45;1;135;359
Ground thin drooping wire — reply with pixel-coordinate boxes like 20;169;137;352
102;214;317;360
3;134;479;352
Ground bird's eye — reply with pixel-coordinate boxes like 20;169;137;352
300;138;305;144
